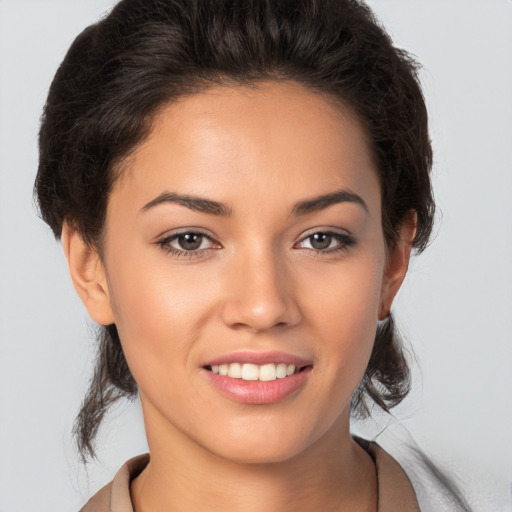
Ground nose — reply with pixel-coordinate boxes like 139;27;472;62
220;247;302;333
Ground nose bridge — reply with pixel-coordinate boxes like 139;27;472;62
220;241;300;332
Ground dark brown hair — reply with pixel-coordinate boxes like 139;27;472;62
35;0;434;461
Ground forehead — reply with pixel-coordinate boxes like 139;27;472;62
114;81;379;215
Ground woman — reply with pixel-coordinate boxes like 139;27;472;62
34;0;461;510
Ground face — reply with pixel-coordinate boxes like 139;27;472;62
69;82;408;464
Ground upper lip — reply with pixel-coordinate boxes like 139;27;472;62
202;351;313;368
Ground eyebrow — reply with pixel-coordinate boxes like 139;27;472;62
141;191;232;216
292;189;368;215
140;188;367;217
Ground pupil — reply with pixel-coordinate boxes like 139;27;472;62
179;233;202;250
311;233;331;250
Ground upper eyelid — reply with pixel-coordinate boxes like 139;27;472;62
156;227;218;242
300;225;352;235
156;232;220;257
159;233;219;250
296;227;353;242
294;229;355;251
296;232;352;244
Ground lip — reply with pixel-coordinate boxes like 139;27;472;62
201;351;313;405
203;368;312;404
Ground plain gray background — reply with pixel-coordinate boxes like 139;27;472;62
1;1;511;510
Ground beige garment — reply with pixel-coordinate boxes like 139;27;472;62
81;441;419;512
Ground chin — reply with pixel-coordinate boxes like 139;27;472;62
210;439;307;466
198;415;331;466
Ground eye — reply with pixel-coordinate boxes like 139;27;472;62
296;231;355;253
304;232;334;250
157;231;219;257
173;233;209;251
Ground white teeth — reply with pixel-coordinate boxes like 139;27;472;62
276;363;287;379
209;362;299;381
227;362;242;378
241;363;259;381
259;363;277;381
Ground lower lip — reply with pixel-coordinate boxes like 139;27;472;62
203;367;312;405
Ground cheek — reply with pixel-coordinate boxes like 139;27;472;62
304;251;384;330
301;248;385;384
104;249;218;386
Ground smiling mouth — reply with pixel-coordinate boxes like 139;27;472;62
204;363;309;382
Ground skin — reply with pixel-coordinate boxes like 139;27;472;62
62;82;415;511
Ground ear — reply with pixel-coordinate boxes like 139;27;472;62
379;211;417;320
61;222;115;326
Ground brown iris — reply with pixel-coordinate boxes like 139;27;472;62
178;233;203;250
310;233;332;250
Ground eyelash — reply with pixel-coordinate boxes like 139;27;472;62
295;231;356;254
156;231;219;259
156;230;356;258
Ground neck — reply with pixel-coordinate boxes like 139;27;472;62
131;405;377;512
